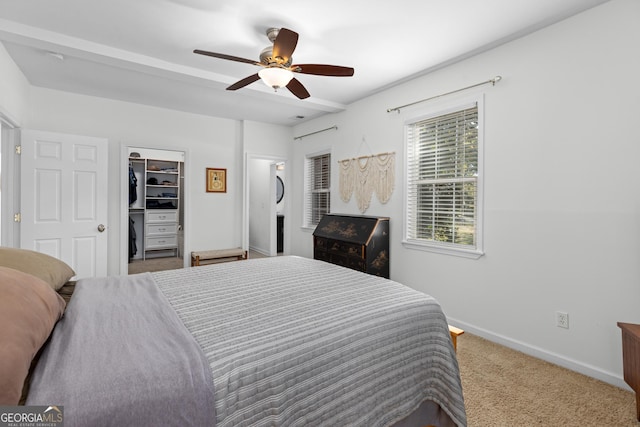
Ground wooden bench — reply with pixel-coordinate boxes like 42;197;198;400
449;325;464;352
191;248;247;266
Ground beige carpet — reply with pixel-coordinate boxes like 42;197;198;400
457;333;638;426
128;256;185;274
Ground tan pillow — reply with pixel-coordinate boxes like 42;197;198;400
0;247;75;291
0;266;66;405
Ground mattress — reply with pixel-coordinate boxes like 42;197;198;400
28;256;466;426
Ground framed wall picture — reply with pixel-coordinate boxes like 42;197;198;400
206;168;227;193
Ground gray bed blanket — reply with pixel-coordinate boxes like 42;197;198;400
26;273;215;426
153;256;466;427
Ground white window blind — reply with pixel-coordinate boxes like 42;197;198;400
305;152;331;227
406;103;481;252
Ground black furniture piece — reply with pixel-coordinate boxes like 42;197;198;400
277;215;284;253
313;214;389;278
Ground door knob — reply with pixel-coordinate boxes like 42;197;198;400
97;224;106;232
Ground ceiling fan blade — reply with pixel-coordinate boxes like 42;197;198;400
227;73;261;91
286;78;310;99
194;49;260;66
292;64;354;77
272;28;298;63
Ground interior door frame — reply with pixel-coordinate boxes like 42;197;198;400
119;143;190;274
243;152;289;256
0;111;19;247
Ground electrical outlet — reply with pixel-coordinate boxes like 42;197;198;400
556;311;569;329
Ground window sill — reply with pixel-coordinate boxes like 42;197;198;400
300;225;316;233
402;239;484;259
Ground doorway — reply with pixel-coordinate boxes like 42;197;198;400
0;115;19;247
120;146;187;274
245;154;287;257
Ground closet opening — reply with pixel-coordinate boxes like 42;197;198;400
127;147;185;274
246;155;287;257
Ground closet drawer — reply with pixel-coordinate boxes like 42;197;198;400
145;235;178;249
146;210;178;223
146;223;178;236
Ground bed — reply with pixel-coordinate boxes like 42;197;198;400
0;248;466;427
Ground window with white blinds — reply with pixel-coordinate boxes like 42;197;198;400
404;98;484;257
305;152;331;227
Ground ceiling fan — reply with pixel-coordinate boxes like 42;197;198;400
194;27;354;99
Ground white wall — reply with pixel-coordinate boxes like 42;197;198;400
23;87;243;274
243;121;292;254
290;0;640;388
243;121;292;156
0;43;28;125
0;64;293;275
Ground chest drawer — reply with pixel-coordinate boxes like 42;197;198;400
145;235;178;249
146;210;178;223
146;223;178;236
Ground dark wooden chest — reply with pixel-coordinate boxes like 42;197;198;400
313;214;390;278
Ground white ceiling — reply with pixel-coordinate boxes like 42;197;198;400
0;0;609;126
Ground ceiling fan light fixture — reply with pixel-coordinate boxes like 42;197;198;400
195;27;352;99
258;67;294;90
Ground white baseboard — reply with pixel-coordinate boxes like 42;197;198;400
447;318;631;391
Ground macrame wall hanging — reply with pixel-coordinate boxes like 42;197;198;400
339;151;395;213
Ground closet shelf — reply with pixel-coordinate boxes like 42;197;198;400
129;157;182;260
146;170;179;174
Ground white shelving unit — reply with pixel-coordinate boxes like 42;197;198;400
129;157;181;260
